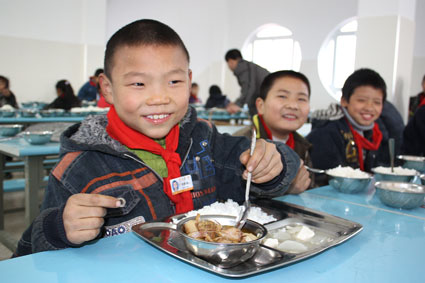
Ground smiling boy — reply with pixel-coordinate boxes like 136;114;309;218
235;70;312;193
307;68;390;172
14;19;300;256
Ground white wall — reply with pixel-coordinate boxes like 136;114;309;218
106;0;358;110
0;0;105;103
106;0;229;103
1;0;423;111
411;0;425;96
225;0;358;110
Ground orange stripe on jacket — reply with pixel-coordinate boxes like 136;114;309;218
91;172;157;194
81;167;148;193
52;152;82;181
90;171;158;220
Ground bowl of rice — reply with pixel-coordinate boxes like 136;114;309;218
397;155;425;174
372;166;418;183
325;166;372;194
375;181;425;209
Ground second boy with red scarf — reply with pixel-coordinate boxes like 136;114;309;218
235;70;312;193
307;68;390;177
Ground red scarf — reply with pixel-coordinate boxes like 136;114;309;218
346;119;383;170
258;114;295;149
106;106;193;214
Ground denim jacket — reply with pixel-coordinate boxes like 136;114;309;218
14;107;300;256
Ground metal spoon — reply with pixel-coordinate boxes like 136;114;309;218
389;138;395;173
236;128;256;230
305;165;325;174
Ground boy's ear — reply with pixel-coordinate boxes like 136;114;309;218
188;69;192;83
340;97;348;108
99;74;114;104
256;97;265;115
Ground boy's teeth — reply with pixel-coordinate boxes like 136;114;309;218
148;114;168;119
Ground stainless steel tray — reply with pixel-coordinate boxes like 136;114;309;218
132;199;363;278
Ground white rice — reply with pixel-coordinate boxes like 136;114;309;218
0;105;14;111
373;166;417;176
185;199;276;224
326;165;370;178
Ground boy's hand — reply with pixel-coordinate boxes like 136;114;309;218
239;139;283;183
63;194;121;245
286;160;311;194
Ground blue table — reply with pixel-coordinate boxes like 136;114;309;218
0;138;60;250
0;116;84;124
0;186;423;282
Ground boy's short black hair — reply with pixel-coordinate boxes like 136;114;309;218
225;49;242;61
259;70;311;100
94;69;104;77
104;19;190;79
0;75;9;88
342;68;387;102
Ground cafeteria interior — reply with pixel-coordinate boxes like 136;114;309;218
0;0;425;282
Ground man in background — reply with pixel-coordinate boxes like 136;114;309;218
225;49;269;117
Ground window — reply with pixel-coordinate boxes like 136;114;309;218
242;24;302;72
318;18;358;100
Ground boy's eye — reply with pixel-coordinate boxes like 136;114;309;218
298;97;308;102
169;80;182;85
132;82;144;87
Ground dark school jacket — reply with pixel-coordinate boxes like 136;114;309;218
306;117;390;173
14;107;300;256
402;106;425;156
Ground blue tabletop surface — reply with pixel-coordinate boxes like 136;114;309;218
0;116;84;123
0;138;59;156
0;186;424;283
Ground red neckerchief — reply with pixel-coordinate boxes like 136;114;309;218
258;114;295;149
89;76;97;87
346;119;383;170
106;106;193;214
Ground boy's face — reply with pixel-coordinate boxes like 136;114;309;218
341;86;383;126
191;85;199;95
101;44;191;139
256;77;310;140
0;80;6;92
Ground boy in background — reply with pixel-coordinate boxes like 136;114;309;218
14;19;300;256
307;68;390;173
77;68;104;102
235;70;312;193
0;75;18;108
189;82;201;104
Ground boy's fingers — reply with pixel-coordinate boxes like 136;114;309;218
244;139;267;172
71;206;108;219
67;229;101;245
251;154;282;182
70;193;121;208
